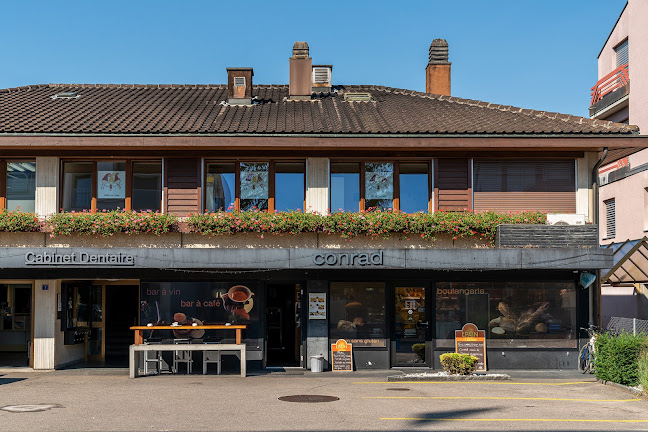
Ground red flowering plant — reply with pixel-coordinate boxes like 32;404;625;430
187;209;547;242
0;210;40;232
48;210;178;237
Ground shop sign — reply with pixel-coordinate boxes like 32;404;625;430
331;339;353;372
25;251;135;266
312;250;383;266
455;323;486;372
308;293;326;319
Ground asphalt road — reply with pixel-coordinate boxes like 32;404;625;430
0;368;646;431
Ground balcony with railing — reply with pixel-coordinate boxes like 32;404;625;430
589;63;629;117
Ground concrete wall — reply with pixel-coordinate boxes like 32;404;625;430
32;279;57;369
305;158;329;214
35;157;58;217
576;152;595;223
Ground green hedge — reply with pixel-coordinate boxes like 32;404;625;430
639;349;648;394
594;332;648;386
439;353;479;375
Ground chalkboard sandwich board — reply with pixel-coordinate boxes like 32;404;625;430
455;323;486;372
331;339;353;372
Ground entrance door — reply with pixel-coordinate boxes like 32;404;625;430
104;285;139;366
392;285;429;366
87;284;104;362
265;283;301;367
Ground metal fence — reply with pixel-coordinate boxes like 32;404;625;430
606;317;648;336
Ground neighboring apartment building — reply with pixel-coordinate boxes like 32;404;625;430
0;40;644;372
590;0;648;325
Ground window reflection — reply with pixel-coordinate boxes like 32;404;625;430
132;162;162;212
62;162;93;211
399;163;428;213
331;163;359;212
329;282;386;347
6;162;36;212
275;162;304;211
206;163;236;212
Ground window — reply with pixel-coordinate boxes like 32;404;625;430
605;198;616;238
473;159;576;212
204;161;305;212
4;161;37;212
61;160;162;212
1;284;31;332
436;281;577;348
615;39;629;67
329;282;386;347
331;161;430;212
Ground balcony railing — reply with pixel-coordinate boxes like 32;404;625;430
590;63;629;106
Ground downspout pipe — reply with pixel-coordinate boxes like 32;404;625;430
590;147;608;327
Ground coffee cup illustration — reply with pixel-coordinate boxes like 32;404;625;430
227;285;252;303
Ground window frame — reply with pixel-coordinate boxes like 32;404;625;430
329;160;432;213
0;159;37;212
59;159;162;213
203;159;306;212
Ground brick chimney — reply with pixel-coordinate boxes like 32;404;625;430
289;41;312;100
227;67;253;105
426;39;451;96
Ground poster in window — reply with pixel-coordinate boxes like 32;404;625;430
365;163;393;200
240;164;268;199
97;171;126;199
308;293;326;319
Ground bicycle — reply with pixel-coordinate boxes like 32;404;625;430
578;324;599;373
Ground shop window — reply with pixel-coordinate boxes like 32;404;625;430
435;281;577;349
61;160;162;212
0;284;31;332
329;282;386;347
0;161;37;212
204;161;305;212
331;161;431;212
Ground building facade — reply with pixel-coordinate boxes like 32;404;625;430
0;41;644;371
590;0;648;325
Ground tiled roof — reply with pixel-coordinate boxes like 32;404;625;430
0;83;637;135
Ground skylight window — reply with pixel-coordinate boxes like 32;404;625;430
51;92;79;99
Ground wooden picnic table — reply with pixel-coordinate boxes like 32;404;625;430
130;325;247;345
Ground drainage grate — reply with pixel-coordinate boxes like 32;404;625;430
386;388;410;391
278;395;339;403
2;404;62;413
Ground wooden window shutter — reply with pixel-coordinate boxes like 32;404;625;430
164;158;201;215
435;158;471;211
473;159;576;213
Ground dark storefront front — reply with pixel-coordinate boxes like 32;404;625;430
0;246;607;371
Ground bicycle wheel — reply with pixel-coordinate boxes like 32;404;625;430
578;345;590;373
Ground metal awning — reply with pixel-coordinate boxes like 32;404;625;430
601;238;648;284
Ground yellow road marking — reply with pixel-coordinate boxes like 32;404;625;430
365;396;641;402
381;418;648;423
354;381;595;385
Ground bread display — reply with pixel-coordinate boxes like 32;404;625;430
489;301;555;337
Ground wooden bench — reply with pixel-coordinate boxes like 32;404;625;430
129;344;246;378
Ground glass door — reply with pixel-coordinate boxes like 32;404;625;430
87;285;104;361
392;285;429;366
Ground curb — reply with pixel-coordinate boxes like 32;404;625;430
388;374;511;382
597;378;647;399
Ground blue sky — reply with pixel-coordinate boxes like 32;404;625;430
0;0;626;117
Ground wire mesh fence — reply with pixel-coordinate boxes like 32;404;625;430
606;317;648;336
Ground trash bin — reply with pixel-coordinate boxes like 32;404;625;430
310;355;324;373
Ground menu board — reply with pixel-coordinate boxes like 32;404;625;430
455;323;486;372
331;339;353;372
308;292;326;320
